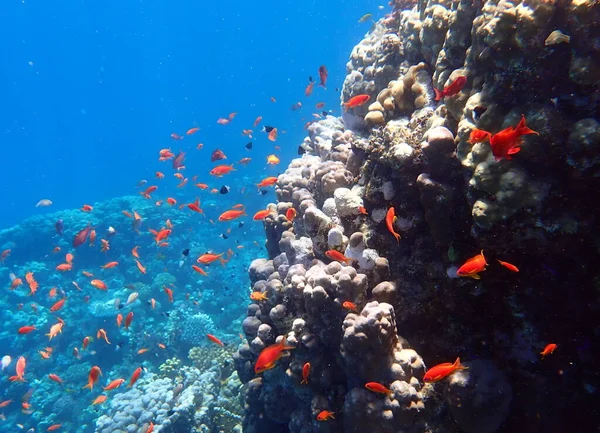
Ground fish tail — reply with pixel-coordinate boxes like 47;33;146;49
516;114;539;135
433;87;443;101
454;357;468;370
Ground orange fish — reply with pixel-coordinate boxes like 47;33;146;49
186;127;200;135
10;277;23;290
317;410;335;421
318;65;328;87
423;357;468;383
164;286;174;302
210;164;236;177
0;400;12;408
301;362;310;384
103;378;125;390
342;94;370;110
254;116;263;127
100;239;110;252
9;356;26;382
150;298;156;309
92;395;108;405
342;301;357;312
146;422;154;433
268;128;278;142
46;321;63;340
47;424;62;431
254;337;294;373
433;75;467;101
135;259;146;274
49;298;66;312
540;343;557;359
91;279;107;290
65;253;74;265
218;209;246;221
102;261;118;269
56;263;72;271
325;250;353;264
305;79;315;96
192;265;208;276
456;251;487;279
386;207;401;243
468;128;492;144
155;171;164;179
207;334;224;346
97;328;111;344
187;198;204;214
18;325;37;335
167;197;177;206
365;382;392;396
48;374;63;384
82;271;94;277
256;176;278;188
170;132;183;140
82;336;92;349
483;115;539;161
497;259;519;272
116;313;123;328
81;204;93;212
83;366;102;390
128;367;143;387
197;253;225;265
25;272;38;296
253;209;273;220
316;102;325;109
250;291;268;301
266;154;280;165
132;246;140;258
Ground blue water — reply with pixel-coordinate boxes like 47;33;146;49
1;0;383;229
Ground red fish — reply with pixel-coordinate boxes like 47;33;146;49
103;378;125;391
316;102;325;109
83;366;102;390
489;115;538;160
187;198;204;214
50;298;66;312
325;250;353;264
268;128;278;142
253;209;273;220
186;127;200;135
540;343;557;359
170;133;183;140
164;286;174;302
305;79;315;96
9;356;26;382
386;207;401;243
456;251;487;279
434;75;467;101
286;208;296;222
256;176;278;188
254;337;294;373
365;382;392;396
318;65;328;88
192;265;208;276
18;326;37;335
301;362;310;384
342;94;370;110
342;301;357;312
497;259;519;272
48;373;63;384
211;149;227;161
73;223;93;247
423;357;468;383
207;334;224;346
253;116;262;127
317;410;334;421
124;312;134;329
468;128;492;144
128;367;143;387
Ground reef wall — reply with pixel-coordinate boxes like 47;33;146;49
235;1;600;433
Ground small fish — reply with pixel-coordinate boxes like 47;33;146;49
220;185;230;194
286;208;296;222
497;259;519;272
434;75;467;101
456;251;487;279
305;79;315;97
253;116;262;127
540;343;557;359
73;223;93;248
207;334;224;346
245;142;253;150
266;154;280;164
36;199;53;207
83;366;102;390
545;30;570;46
253;209;273;220
489;114;538;161
268;128;278;142
55;219;64;235
365;382;392;396
298;145;306;155
358;13;373;23
318;65;328;88
290;102;302;111
250;291;268;301
423;357;468;383
128;367;143;387
210;164;236;177
256;176;278;188
186;127;200;135
342;301;357;312
182;248;190;257
325;250;353;264
301;362;310;384
385;207;401;243
343;94;370;110
254;337;294;373
211;149;227;161
317;410;335;421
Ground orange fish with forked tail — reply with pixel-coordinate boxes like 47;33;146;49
83;366;102;390
456;251;487;280
386;207;401;243
469;115;538;161
423;357;468;383
254;337;294;373
342;94;370;110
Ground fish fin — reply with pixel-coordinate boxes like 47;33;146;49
507;147;521;155
454;357;469;370
516;115;539;135
469;273;481;280
433;87;443;101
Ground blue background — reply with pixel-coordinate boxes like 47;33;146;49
0;0;383;229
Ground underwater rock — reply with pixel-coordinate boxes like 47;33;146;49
445;360;512;433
